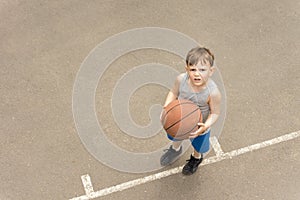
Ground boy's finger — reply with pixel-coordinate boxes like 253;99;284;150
197;122;205;127
189;134;198;139
189;130;198;136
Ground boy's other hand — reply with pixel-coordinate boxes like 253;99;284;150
160;109;165;122
189;123;207;139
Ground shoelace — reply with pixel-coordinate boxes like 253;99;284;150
186;158;197;164
185;156;202;165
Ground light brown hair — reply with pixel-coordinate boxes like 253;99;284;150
186;47;214;67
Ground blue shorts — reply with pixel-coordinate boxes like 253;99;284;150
167;130;210;153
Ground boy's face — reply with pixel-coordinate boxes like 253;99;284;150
185;62;214;87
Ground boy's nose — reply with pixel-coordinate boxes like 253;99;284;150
194;71;200;76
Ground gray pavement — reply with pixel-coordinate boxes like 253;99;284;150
1;0;299;200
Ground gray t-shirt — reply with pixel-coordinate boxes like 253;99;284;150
178;73;218;123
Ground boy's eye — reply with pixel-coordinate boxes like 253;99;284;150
189;68;207;72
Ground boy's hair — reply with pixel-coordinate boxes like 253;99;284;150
186;47;214;67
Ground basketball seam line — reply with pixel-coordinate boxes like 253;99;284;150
178;123;199;138
165;102;196;116
165;107;200;131
173;123;199;140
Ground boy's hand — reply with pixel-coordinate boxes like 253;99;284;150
160;109;165;122
189;123;207;139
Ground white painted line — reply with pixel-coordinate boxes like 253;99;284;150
210;136;224;157
70;130;300;200
81;175;95;198
70;194;89;200
226;130;300;158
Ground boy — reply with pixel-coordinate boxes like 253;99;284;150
160;47;221;175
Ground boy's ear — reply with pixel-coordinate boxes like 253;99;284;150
185;65;189;71
209;66;216;76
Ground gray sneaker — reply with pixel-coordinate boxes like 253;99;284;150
160;146;182;166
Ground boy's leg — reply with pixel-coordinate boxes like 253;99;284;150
172;141;182;150
192;149;203;159
182;130;210;175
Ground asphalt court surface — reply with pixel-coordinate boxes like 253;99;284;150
1;0;300;200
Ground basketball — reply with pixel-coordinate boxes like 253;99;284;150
161;99;202;140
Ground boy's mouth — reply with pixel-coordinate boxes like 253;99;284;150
194;78;201;81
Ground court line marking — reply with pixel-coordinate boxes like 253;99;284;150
210;136;224;156
70;130;300;200
81;175;95;198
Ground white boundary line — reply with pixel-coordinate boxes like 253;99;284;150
70;130;300;200
210;136;224;157
81;175;95;199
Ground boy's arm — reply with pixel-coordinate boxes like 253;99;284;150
203;87;222;130
189;87;222;138
163;74;183;108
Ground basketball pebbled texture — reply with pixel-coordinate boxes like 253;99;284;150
161;99;202;140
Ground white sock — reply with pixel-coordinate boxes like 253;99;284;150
172;145;181;152
192;152;203;159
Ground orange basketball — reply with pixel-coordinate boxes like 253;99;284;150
161;99;202;140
